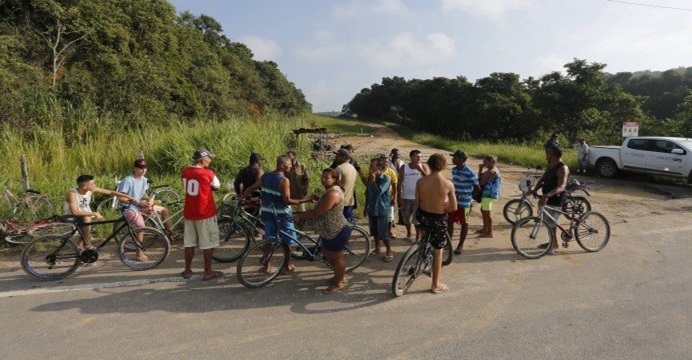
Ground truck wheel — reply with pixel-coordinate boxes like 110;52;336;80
687;171;692;185
596;159;618;178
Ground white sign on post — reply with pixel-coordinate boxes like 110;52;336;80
622;121;639;137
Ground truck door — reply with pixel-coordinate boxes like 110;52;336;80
623;138;650;170
647;140;686;175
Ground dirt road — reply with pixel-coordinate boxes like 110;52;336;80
337;122;692;239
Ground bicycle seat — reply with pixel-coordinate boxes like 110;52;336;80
25;189;41;195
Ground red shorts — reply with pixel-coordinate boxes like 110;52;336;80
448;206;470;225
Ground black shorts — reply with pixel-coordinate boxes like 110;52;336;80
320;226;353;252
416;209;448;249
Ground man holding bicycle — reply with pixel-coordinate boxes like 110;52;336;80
528;146;569;255
64;175;135;250
241;155;312;275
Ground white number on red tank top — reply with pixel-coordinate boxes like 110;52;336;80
183;179;200;196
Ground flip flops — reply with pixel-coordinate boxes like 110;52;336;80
454;249;463;255
180;271;193;280
201;270;224;281
383;255;394;262
431;284;449;294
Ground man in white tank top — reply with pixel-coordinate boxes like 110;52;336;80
397;149;429;241
65;174;135;250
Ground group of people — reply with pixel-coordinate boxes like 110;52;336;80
60;136;575;294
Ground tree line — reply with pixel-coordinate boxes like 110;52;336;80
342;59;692;144
0;0;311;143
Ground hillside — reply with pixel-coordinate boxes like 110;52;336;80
0;0;311;139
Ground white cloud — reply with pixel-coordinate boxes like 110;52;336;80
237;35;282;61
332;0;408;18
358;32;457;68
440;0;534;20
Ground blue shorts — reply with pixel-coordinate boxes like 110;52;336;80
369;216;389;240
343;206;354;222
320;226;353;252
261;212;296;244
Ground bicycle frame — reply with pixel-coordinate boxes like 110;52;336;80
534;205;579;238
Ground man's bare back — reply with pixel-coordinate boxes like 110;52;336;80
416;173;456;214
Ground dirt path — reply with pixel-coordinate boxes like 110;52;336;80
335;122;692;233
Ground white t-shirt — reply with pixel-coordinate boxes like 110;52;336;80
401;164;423;200
64;188;92;215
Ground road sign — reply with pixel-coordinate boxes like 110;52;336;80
622;121;639;137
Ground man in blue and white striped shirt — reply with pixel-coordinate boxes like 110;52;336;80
448;150;481;254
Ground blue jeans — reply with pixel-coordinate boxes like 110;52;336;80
261;212;296;244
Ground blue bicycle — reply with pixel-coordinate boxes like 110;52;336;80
236;208;370;288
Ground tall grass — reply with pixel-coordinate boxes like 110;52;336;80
0;114;328;218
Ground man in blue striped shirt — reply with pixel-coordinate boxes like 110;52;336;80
448;150;481;254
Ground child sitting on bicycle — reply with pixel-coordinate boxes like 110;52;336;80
64;174;135;250
117;159;175;235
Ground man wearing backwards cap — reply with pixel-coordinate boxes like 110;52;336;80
448;150;480;254
117;158;175;261
181;148;223;281
332;148;358;222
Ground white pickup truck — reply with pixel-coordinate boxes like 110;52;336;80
588;136;692;182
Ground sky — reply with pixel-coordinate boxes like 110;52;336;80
168;0;692;112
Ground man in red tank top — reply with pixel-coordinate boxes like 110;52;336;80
181;148;223;281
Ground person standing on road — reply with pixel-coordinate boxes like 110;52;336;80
241;155;312;274
528;146;569;255
332;149;358;222
398;149;429;241
181;148;223;281
365;158;393;261
448;150;480;254
415;153;457;294
478;155;501;238
378;154;398;239
389;148;405;172
286;150;310;213
233;152;265;196
293;168;351;294
576;139;589;174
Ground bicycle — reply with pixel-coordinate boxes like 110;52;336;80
2;217;75;245
510;200;610;259
212;198;263;263
503;177;593;225
391;229;453;297
236;207;370;288
2;180;53;220
21;215;170;280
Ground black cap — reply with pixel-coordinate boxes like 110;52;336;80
449;150;467;159
249;152;265;163
333;149;350;158
193;148;215;161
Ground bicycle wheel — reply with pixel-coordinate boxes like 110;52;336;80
28;222;76;238
213;220;252;262
575;211;610;252
343;225;370;272
117;227;170;270
563;196;591;216
511;216;554;259
95;196;116;213
21;235;80;280
237;238;288;288
392;243;423;297
502;199;533;225
442;234;453;266
32;197;53;219
152;187;181;206
4;232;31;245
290;230;318;260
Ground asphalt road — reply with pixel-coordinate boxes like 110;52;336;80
1;202;691;359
